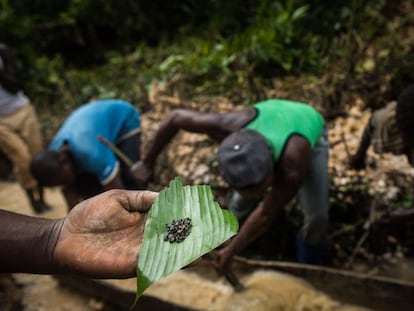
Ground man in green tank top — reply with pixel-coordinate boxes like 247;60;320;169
132;99;329;274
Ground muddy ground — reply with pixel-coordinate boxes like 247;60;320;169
0;182;378;311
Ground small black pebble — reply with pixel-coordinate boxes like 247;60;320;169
164;217;192;243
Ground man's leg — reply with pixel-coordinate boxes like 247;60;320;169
0;119;47;213
297;127;330;265
20;104;52;212
117;132;141;189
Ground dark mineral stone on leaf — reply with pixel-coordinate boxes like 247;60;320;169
164;217;192;243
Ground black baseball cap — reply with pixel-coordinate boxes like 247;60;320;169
217;129;273;189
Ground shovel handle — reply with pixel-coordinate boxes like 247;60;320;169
203;251;245;292
224;270;245;292
97;135;134;167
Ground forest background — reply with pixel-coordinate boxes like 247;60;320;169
1;0;414;268
2;0;413;116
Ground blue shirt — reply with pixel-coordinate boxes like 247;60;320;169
49;99;141;184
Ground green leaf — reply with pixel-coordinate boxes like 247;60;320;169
135;177;239;303
291;5;309;22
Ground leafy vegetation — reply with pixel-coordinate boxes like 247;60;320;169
1;0;413;120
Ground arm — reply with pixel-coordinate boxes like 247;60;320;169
142;109;226;167
350;117;373;170
62;169;126;210
0;189;158;278
215;136;312;274
131;109;227;184
103;172;125;190
0;210;62;274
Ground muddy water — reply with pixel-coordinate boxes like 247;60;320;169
1;181;370;311
107;268;370;311
219;271;369;311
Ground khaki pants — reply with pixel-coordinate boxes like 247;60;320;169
0;104;43;189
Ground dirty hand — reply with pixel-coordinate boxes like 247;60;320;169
130;160;153;186
211;247;234;276
53;189;158;278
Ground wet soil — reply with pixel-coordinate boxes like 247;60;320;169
0;182;381;311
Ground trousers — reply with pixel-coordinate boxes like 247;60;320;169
0;104;43;189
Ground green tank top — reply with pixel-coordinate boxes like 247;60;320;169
245;99;324;161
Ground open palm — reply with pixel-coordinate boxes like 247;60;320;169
54;189;158;278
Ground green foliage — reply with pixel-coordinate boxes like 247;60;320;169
1;0;413;119
158;1;311;74
226;0;311;72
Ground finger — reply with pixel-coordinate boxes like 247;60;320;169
123;190;159;213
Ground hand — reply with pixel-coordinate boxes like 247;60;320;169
130;160;153;186
211;247;234;276
53;189;158;278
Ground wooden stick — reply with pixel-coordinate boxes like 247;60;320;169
224;269;245;292
97;135;134;168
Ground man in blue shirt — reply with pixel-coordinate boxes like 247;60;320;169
31;99;142;210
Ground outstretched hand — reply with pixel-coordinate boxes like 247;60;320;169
54;189;158;279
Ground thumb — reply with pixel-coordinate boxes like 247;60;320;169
123;190;159;213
